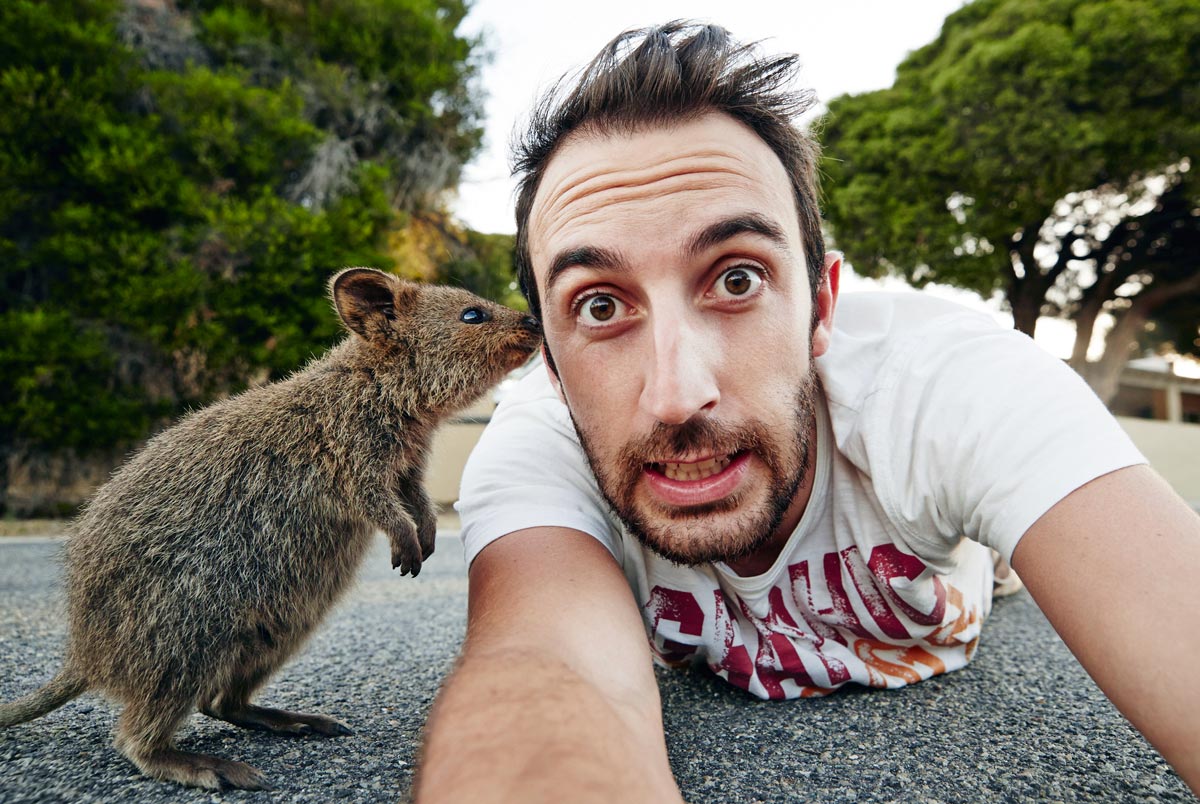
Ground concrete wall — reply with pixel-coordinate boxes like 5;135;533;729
1117;416;1200;508
426;396;494;507
427;410;1200;511
427;420;488;506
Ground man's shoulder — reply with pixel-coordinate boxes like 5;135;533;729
820;291;998;410
493;358;559;406
471;357;582;465
486;357;576;434
831;291;993;341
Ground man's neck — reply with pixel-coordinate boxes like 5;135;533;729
723;415;820;577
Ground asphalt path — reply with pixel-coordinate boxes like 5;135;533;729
0;532;1191;803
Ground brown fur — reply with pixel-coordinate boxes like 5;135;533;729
0;268;540;790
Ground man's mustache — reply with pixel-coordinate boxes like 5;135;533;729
618;418;764;466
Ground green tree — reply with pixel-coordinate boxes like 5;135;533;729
191;0;483;210
821;0;1199;403
0;0;484;512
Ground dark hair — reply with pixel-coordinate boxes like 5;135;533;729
511;20;825;323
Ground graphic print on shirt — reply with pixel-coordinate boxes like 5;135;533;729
644;543;982;700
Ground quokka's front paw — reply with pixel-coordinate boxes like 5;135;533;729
418;516;438;561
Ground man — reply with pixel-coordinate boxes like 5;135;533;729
416;22;1200;801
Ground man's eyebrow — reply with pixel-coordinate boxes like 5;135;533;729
545;245;627;298
685;213;789;258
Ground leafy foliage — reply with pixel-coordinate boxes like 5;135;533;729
0;0;485;471
821;0;1199;400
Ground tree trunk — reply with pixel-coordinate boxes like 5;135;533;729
1084;309;1148;405
1006;235;1043;338
1069;304;1099;369
1006;262;1044;339
1010;289;1041;339
1068;264;1129;371
1078;271;1200;405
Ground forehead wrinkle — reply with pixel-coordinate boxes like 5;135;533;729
548;150;743;213
533;151;749;245
541;174;747;244
535;171;758;266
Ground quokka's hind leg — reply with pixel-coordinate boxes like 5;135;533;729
204;698;354;738
200;654;353;738
114;696;270;790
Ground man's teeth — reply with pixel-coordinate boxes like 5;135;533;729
655;456;732;482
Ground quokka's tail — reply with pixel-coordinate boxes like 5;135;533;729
0;670;87;727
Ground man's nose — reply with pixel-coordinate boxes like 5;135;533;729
638;316;720;425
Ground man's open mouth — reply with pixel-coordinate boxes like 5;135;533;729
647;453;738;482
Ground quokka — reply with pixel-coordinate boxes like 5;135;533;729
0;268;541;790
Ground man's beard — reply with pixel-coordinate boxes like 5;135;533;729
569;367;819;566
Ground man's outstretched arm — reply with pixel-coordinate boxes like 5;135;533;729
414;527;684;803
1012;464;1200;795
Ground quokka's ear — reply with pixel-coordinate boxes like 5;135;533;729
330;268;419;342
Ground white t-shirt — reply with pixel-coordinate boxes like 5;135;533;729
457;292;1146;700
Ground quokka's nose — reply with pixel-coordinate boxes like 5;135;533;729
520;315;541;335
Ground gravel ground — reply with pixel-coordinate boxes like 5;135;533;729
1;533;1191;803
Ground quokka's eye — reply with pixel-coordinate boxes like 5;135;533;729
460;307;491;324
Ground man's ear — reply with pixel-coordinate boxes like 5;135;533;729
811;252;841;359
330;267;417;341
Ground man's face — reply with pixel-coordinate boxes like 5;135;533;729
528;113;837;566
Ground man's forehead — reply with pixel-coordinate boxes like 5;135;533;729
527;113;799;273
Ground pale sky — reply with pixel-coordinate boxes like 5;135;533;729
454;0;969;235
449;0;1101;361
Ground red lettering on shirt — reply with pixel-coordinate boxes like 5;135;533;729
712;588;755;690
782;565;854;687
646;585;703;664
732;590;814;697
642;544;981;699
865;543;947;626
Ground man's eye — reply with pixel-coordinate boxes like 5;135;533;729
714;266;763;299
578;294;622;324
